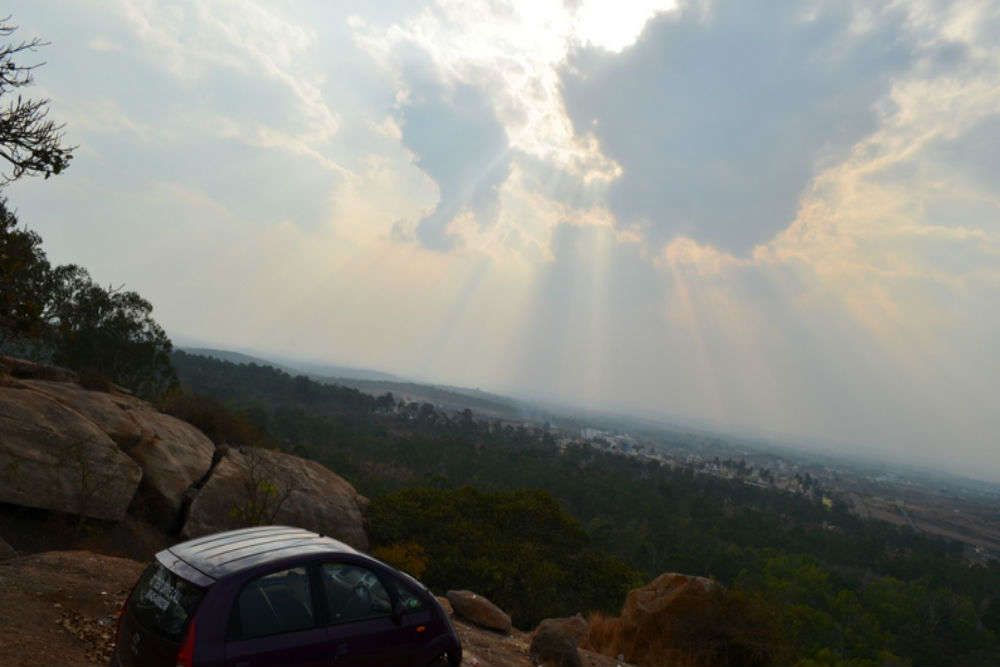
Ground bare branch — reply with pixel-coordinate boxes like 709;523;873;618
0;20;73;185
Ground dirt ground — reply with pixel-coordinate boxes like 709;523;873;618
0;550;625;667
0;551;144;666
454;617;626;667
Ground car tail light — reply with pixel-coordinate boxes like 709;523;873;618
176;620;196;667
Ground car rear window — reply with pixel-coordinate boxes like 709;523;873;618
131;563;206;642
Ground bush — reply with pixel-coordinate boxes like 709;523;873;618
159;392;274;448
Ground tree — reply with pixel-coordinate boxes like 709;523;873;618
0;20;73;184
45;264;178;398
0;199;51;347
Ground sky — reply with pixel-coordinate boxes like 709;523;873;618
5;0;999;479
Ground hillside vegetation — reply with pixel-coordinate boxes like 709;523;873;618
171;351;1000;667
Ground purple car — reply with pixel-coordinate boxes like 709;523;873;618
110;525;461;667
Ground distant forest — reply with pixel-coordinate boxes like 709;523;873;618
171;350;1000;667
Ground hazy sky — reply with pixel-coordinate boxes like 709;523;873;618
6;1;999;479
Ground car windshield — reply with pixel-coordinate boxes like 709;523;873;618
131;563;206;642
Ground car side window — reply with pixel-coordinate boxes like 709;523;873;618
229;566;314;640
320;563;393;624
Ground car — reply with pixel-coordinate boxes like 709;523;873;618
109;525;462;667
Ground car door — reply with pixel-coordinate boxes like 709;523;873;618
317;561;414;667
224;565;331;667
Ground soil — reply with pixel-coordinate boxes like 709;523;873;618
454;617;628;666
0;550;144;666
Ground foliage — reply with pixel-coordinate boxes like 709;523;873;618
371;542;428;579
159;392;274;448
0;20;73;184
0;199;51;345
367;486;642;628
0;200;177;398
44;264;176;398
227;447;296;528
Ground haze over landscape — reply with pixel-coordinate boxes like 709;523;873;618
6;0;999;480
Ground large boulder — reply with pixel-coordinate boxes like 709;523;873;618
585;573;725;667
0;358;217;528
0;356;77;383
182;447;369;550
0;384;143;521
125;408;215;523
620;572;720;629
446;590;512;633
535;614;588;645
530;622;582;667
19;379;145;448
436;596;453;616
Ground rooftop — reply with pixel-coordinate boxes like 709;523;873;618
158;525;358;586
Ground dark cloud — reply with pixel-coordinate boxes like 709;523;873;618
560;0;915;253
397;76;511;250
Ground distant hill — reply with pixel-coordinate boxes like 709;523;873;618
180;347;543;421
315;376;533;420
181;347;401;383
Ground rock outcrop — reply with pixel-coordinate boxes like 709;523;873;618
0;357;78;383
19;379;145;448
182;446;369;550
446;590;512;633
0;356;370;549
0;381;143;522
0;356;212;526
583;572;724;667
125;408;214;523
620;572;720;629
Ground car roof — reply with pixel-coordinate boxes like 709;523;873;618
157;525;359;586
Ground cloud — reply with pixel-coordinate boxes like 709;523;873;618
560;0;922;253
397;77;512;250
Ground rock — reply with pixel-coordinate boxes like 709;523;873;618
0;384;142;521
0;356;77;383
0;360;218;528
19;380;145;448
592;572;722;666
436;596;453;616
535;614;588;646
530;623;582;667
182;447;369;550
0;535;16;561
620;572;719;628
446;590;511;633
125;408;215;525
